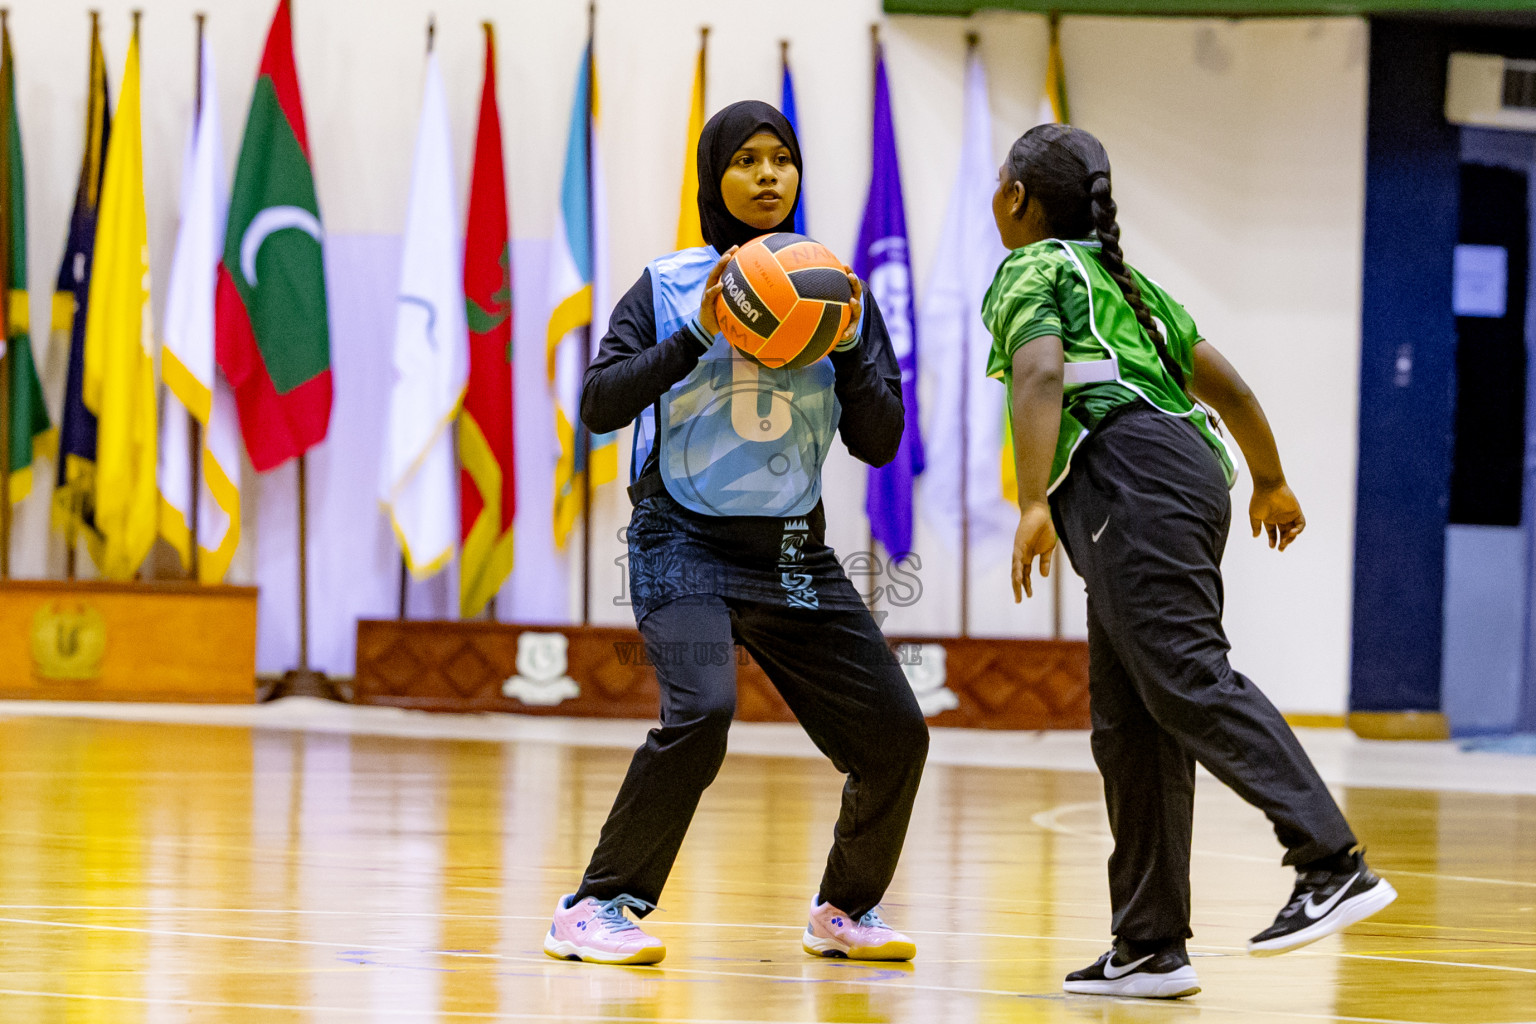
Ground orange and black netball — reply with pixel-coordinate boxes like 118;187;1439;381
715;233;853;369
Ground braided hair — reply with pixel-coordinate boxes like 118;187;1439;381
1003;124;1185;388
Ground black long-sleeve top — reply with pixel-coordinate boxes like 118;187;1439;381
587;265;903;619
581;267;905;476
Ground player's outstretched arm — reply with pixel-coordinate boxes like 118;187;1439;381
1009;336;1064;602
1188;340;1305;551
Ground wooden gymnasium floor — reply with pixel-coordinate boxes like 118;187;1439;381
0;700;1534;1023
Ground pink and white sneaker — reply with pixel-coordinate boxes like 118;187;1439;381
802;896;916;961
543;894;666;965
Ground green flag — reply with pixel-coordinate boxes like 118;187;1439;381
0;15;54;503
216;0;332;472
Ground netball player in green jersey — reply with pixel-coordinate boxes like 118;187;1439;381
984;124;1396;999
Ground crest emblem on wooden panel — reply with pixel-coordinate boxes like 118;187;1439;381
899;643;958;717
503;632;580;706
31;601;107;681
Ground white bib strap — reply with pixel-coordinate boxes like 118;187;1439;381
1062;357;1117;387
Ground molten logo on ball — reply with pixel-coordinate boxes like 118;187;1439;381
721;271;761;323
715;233;853;370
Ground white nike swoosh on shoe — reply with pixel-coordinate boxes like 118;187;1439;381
1092;516;1111;543
1102;953;1154;979
1303;872;1361;920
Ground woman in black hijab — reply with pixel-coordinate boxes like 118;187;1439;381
694;100;801;250
544;101;929;966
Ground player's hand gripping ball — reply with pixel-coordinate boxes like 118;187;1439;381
713;233;854;369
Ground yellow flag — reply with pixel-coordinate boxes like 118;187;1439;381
82;29;157;580
675;32;706;249
1043;15;1070;125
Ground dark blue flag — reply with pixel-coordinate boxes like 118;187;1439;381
53;22;110;543
853;45;923;561
780;52;807;236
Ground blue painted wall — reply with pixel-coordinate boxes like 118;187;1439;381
1352;21;1461;714
1354;20;1536;714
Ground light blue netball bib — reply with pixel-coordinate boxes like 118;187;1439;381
640;246;844;517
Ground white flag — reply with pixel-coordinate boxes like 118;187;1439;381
918;49;1014;552
381;51;469;578
157;35;242;582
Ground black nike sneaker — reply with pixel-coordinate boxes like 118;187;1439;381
1063;945;1200;999
1248;851;1397;956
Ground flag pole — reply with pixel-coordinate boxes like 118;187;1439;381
1046;15;1065;641
130;7;145;588
267;452;342;699
261;0;340;701
187;11;206;582
0;9;15;582
862;23;880;611
64;12;94;583
1052;531;1063;638
958;31;978;641
64;9;102;583
483;18;498;627
298;453;311;669
577;1;596;627
394;14;437;622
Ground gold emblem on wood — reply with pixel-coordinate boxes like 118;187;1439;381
31;601;108;681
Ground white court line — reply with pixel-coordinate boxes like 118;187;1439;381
0;915;1523;1023
3;910;1533;980
1341;953;1536;975
7;699;1536;796
1032;802;1536;890
0;915;1029;999
0;990;885;1024
0;987;1475;1024
9;906;1536;960
0;904;1117;946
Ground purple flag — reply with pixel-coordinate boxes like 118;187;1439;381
853;46;924;561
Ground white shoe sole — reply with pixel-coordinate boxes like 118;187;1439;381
1064;965;1201;999
543;932;665;965
1248;879;1398;956
801;927;916;961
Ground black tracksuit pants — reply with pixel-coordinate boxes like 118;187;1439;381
575;595;929;919
1050;404;1357;947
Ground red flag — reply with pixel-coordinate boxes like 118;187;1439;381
458;23;515;617
216;0;331;472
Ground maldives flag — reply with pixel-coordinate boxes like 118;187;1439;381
216;0;330;472
458;23;515;618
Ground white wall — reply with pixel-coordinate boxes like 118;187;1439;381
1063;18;1368;715
6;1;1366;711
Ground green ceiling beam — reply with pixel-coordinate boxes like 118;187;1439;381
885;0;1533;16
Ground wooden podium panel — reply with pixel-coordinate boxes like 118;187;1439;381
353;620;1089;730
0;580;258;703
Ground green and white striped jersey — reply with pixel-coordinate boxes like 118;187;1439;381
982;238;1235;493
